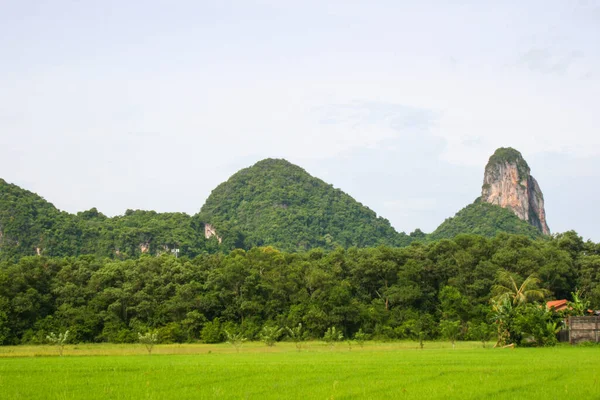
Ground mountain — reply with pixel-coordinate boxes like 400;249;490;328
0;178;65;260
0;149;553;260
481;147;550;234
0;178;212;261
430;147;550;240
429;199;544;240
198;158;411;251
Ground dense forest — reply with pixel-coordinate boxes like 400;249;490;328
1;231;598;346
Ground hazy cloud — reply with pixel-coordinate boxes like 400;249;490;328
519;47;584;75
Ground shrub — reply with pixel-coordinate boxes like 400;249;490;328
286;323;305;351
260;326;282;347
46;330;69;356
225;330;247;353
138;330;158;355
354;329;368;348
323;327;343;349
201;318;224;343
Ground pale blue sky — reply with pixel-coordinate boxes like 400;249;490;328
1;0;599;240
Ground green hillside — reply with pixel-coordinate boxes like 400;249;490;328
1;154;554;259
429;199;544;241
198;159;411;251
0;179;214;261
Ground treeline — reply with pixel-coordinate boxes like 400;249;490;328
0;231;598;346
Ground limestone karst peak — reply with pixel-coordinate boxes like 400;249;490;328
481;147;550;235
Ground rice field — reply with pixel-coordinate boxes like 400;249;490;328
0;342;598;399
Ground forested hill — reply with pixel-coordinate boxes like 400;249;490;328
0;178;216;261
0;149;559;260
429;199;545;241
0;158;411;260
198;158;411;251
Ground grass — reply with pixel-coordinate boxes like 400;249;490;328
0;342;598;399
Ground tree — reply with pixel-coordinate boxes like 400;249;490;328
323;326;343;349
46;330;69;356
259;326;282;347
354;329;367;348
492;270;549;306
439;320;461;349
467;321;494;348
490;298;513;347
225;330;246;353
286;323;304;352
566;289;590;316
138;330;158;355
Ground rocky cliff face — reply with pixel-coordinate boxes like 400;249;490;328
481;148;550;235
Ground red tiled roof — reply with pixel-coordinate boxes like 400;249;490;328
546;299;568;310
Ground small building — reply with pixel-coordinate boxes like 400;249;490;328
546;299;569;312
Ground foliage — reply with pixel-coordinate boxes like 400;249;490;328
439;320;461;348
197;158;412;251
138;330;158;355
565;289;590;316
0;232;595;346
511;305;560;347
46;330;69;356
430;200;544;241
353;329;367;348
491;270;549;306
201;319;223;344
0;179;213;261
0;156;557;261
490;298;513;347
323;326;343;348
225;330;247;353
467;321;494;348
285;323;304;351
490;296;561;347
259;326;282;347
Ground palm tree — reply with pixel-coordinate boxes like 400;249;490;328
491;269;549;306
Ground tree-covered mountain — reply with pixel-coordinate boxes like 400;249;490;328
198;159;411;251
429;147;551;240
0;178;217;261
0;158;410;260
429;199;545;241
0;148;556;260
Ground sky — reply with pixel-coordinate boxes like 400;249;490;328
1;0;599;241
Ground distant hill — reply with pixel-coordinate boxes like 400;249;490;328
0;178;213;261
429;147;550;240
0;148;555;260
198;158;411;251
429;199;544;241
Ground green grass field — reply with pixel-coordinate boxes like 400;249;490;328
0;342;598;399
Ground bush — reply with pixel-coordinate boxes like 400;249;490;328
323;327;343;348
260;326;283;347
158;322;186;343
201;318;224;343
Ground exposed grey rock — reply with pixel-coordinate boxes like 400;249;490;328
481;148;550;235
